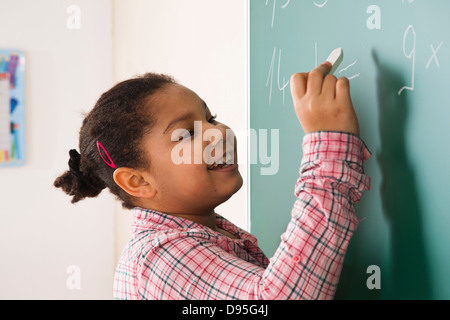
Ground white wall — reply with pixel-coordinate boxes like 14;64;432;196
112;0;249;259
0;0;114;299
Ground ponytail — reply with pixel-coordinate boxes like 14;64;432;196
53;149;106;204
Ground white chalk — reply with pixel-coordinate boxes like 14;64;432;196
326;48;344;75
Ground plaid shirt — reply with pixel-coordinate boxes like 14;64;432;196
113;131;371;300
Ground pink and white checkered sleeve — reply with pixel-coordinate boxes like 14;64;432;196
137;131;371;300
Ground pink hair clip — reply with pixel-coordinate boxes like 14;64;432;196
96;141;116;169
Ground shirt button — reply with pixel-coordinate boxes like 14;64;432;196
292;255;301;263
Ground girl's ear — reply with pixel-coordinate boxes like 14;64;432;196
113;168;157;200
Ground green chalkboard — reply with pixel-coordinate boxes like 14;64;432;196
250;0;450;299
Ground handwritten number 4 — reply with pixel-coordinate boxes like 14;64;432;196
266;47;289;105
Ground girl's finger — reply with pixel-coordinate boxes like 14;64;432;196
336;76;351;103
290;72;308;100
322;74;338;99
306;62;332;95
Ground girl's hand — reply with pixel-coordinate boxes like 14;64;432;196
290;62;360;136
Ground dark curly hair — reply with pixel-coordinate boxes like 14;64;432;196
54;73;176;209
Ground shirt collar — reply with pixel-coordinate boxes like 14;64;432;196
131;207;257;243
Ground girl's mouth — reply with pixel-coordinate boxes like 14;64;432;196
208;163;239;172
207;151;238;171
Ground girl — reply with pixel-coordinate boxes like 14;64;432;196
54;61;371;300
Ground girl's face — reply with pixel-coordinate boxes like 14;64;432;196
139;83;243;216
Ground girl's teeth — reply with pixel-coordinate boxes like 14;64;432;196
208;154;234;170
208;163;232;170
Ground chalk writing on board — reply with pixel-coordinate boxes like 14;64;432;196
266;47;289;105
313;0;328;8
339;60;360;80
339;60;357;73
398;25;416;95
281;0;290;8
426;41;444;69
265;0;291;28
348;73;361;80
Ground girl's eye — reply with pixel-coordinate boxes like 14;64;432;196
175;115;217;142
177;130;194;142
208;114;218;124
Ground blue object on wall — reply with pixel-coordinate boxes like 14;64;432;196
0;49;25;167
